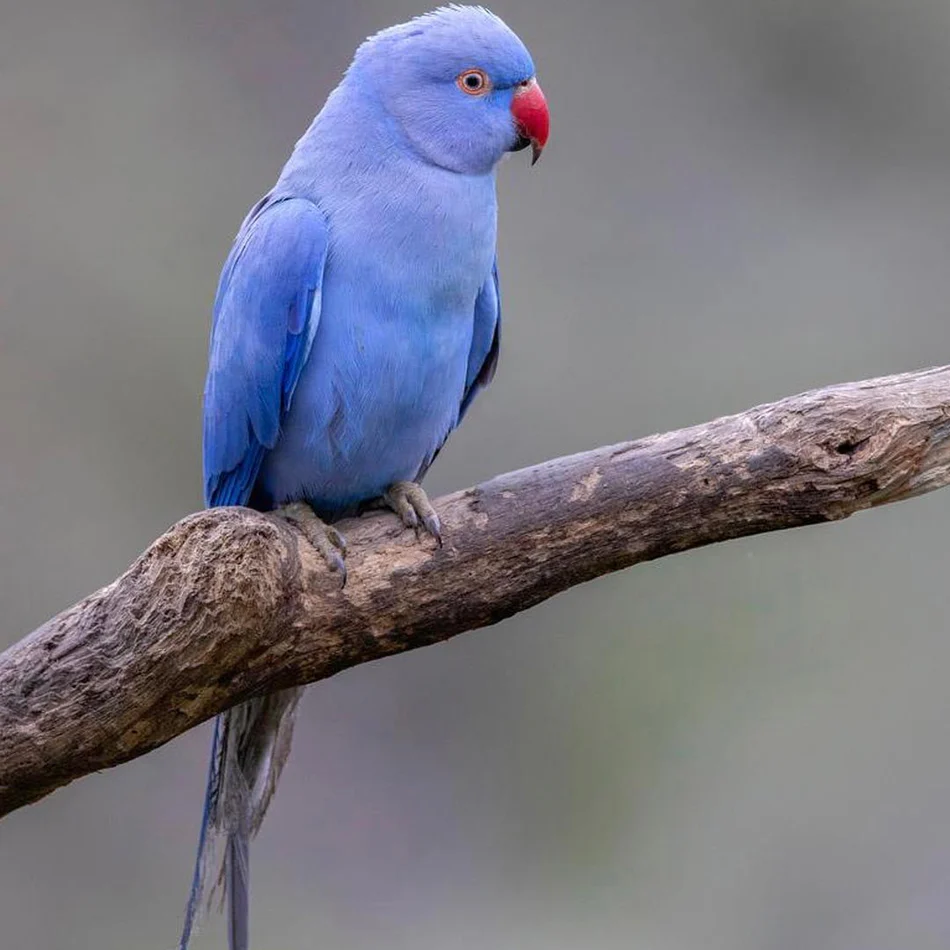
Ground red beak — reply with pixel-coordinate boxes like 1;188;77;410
511;78;550;165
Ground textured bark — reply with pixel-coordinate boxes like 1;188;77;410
2;365;950;818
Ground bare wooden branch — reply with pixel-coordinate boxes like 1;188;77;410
2;365;950;818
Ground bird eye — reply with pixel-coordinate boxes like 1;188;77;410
457;68;489;95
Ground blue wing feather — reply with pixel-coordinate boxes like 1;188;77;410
459;259;501;421
416;261;501;482
180;197;327;950
202;196;328;508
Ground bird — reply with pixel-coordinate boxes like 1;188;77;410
178;7;549;950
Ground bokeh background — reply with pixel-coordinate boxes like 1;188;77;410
3;1;950;947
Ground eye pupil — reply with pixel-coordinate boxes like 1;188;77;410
458;69;488;94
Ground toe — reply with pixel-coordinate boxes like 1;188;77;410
311;532;348;587
324;547;347;586
399;504;420;530
325;525;347;554
384;484;420;529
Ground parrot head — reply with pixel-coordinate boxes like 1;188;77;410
349;5;549;175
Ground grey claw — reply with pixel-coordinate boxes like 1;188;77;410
333;556;347;589
422;513;442;546
326;548;346;578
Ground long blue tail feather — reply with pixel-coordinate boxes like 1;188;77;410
178;691;303;950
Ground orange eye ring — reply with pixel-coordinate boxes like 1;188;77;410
457;68;490;95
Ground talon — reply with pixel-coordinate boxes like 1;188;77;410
382;481;442;544
422;512;443;546
274;501;348;584
325;549;347;587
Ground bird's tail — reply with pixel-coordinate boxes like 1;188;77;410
179;688;304;950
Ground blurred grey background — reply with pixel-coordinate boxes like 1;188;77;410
3;1;950;948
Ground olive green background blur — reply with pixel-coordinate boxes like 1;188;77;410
4;2;950;948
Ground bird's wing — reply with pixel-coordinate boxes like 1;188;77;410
459;259;501;422
415;261;501;482
180;197;327;950
202;196;328;507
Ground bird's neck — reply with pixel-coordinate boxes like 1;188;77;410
275;78;499;198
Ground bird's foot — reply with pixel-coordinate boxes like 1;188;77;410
275;501;348;584
382;481;442;545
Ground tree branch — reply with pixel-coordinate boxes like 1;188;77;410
2;365;950;818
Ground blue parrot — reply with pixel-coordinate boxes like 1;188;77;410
178;7;549;950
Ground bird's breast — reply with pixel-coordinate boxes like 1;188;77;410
321;156;497;293
259;160;498;511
